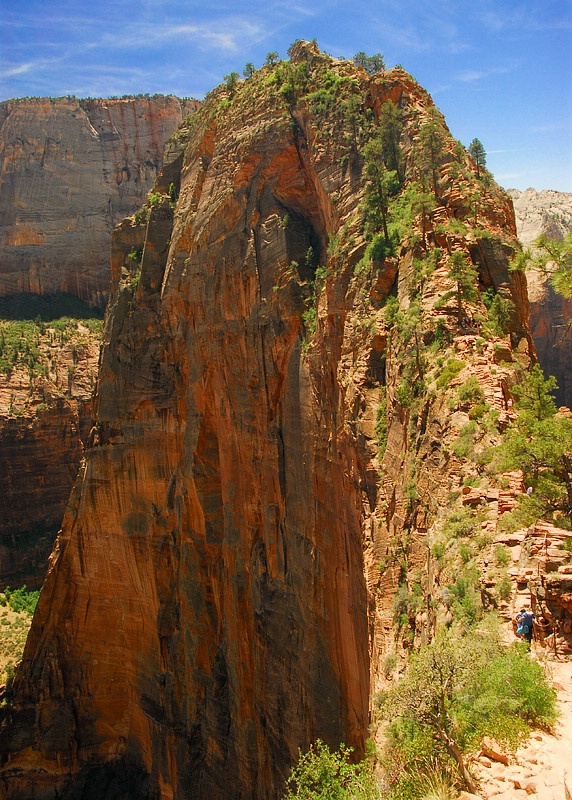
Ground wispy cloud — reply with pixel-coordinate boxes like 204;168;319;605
0;56;65;81
478;3;572;36
456;60;519;82
495;171;526;181
86;17;265;53
457;70;484;82
1;63;36;78
530;122;570;134
488;148;528;154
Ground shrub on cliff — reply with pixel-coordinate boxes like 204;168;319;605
284;739;378;799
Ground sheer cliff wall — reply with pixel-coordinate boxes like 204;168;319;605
0;95;198;307
0;44;534;799
509;188;572;408
0;95;198;587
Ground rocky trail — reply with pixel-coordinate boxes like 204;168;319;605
469;650;572;800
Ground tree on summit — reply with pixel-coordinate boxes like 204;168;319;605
468;138;487;179
353;51;385;76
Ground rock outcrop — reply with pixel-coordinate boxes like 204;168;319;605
509;188;572;408
0;95;199;307
0;44;534;799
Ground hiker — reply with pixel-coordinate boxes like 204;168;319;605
516;607;535;645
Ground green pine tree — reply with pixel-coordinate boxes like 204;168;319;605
353;51;385;76
494;365;572;527
468;137;487;178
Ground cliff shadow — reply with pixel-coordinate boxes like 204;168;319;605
0;293;104;322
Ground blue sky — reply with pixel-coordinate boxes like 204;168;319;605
1;0;571;192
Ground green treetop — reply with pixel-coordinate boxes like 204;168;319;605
353;51;385;76
468;137;487;178
442;250;479;318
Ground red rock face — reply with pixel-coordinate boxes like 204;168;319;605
0;96;198;307
0;398;89;589
0;94;198;588
0;45;532;799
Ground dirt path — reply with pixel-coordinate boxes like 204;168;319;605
470;653;572;800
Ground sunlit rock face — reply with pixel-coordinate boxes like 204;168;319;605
0;95;198;307
0;43;532;800
509;188;572;408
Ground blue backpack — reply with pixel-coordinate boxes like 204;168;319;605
517;612;533;635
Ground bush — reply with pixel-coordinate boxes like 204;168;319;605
442;507;476;539
451;421;477;458
436;359;465;389
495;544;510;566
302;307;317;336
376;397;388;458
284;739;377;799
3;585;40;615
497;572;512;600
457;376;485;406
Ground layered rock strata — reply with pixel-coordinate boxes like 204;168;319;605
0;95;198;307
0;43;534;799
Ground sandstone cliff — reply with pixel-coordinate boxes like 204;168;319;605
0;94;198;587
0;299;102;589
0;43;535;799
509;188;572;407
0;95;198;307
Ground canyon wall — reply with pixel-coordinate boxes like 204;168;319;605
0;95;198;307
0;43;534;799
0;309;101;589
509;188;572;407
0;94;198;588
